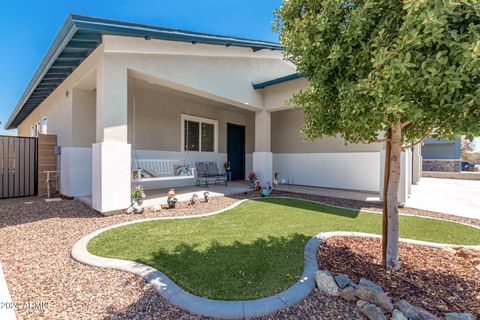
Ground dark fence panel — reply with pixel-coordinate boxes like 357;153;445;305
0;136;38;198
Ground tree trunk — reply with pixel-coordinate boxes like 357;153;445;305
382;129;392;267
385;123;402;270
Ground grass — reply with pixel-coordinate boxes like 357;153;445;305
87;198;480;300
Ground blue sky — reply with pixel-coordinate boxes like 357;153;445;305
0;0;282;134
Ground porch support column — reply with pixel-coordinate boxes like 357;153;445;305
92;56;131;214
412;145;422;184
253;110;273;184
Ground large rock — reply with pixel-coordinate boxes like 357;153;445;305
444;313;476;320
356;285;393;311
394;300;439;320
360;303;387;320
339;286;357;301
392;310;408;320
315;270;339;296
359;278;384;292
335;274;355;289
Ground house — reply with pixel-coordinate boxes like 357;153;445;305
422;138;462;172
4;15;418;214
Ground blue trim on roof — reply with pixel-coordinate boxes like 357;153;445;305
6;15;284;129
252;72;304;90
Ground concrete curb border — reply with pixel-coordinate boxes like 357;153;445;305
0;261;17;320
71;198;480;319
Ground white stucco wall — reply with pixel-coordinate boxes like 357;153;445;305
273;152;381;192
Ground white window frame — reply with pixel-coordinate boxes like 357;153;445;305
181;114;218;153
41;117;48;134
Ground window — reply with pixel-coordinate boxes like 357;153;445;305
41;117;48;134
181;115;218;152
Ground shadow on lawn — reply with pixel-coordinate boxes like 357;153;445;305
249;197;362;219
133;233;312;301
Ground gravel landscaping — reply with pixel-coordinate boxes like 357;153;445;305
317;236;480;317
0;191;478;319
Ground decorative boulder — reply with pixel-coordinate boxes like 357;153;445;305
315;270;339;296
339;286;357;301
394;300;439;320
356;283;393;311
359;278;384;293
392;310;408;320
444;313;476;320
360;303;387;320
335;274;355;289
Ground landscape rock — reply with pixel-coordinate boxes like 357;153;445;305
356;285;393;311
391;309;408;320
357;300;369;309
335;273;354;289
360;303;387;320
359;278;384;292
444;313;476;320
315;270;339;296
394;300;439;320
339;286;357;301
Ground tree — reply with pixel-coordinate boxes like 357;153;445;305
275;0;480;269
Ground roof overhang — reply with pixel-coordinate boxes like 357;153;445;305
6;14;284;129
252;72;304;90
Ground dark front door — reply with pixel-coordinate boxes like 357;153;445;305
227;123;245;181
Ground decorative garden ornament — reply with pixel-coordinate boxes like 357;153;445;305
167;189;178;208
190;193;198;205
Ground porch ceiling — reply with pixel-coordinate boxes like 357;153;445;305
6;14;282;130
131;78;254;115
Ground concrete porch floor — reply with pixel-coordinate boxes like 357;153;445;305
77;181;380;209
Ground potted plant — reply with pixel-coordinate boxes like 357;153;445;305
248;172;257;189
224;161;231;172
129;185;146;214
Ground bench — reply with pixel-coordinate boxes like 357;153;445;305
132;159;196;190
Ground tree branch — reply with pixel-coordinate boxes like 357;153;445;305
401;121;412;129
401;129;432;151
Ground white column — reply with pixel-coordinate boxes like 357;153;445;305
92;56;131;213
253;110;273;184
412;145;422;184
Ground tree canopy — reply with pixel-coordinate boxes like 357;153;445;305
275;0;480;145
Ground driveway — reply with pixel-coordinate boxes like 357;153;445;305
406;177;480;220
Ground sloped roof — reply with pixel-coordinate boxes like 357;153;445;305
6;14;283;129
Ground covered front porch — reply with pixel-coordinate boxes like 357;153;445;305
70;68;275;214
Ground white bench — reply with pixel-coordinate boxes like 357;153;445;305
132;159;196;190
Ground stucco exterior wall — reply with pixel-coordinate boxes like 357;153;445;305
271;108;383;153
103;36;296;111
263;78;309;110
127;84;255;154
72;89;96;147
17;47;102;147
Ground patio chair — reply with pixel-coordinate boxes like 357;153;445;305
206;162;228;186
195;162;217;187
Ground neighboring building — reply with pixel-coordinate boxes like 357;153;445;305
422;138;461;172
4;15;416;214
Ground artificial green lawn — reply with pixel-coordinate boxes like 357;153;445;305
87;198;480;300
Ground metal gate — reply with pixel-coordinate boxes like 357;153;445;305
0;136;38;198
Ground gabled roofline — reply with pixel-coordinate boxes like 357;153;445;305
6;14;284;130
252;72;304;90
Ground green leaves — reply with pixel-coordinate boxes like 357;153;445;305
276;0;480;144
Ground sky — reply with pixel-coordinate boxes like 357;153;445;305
0;0;282;134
